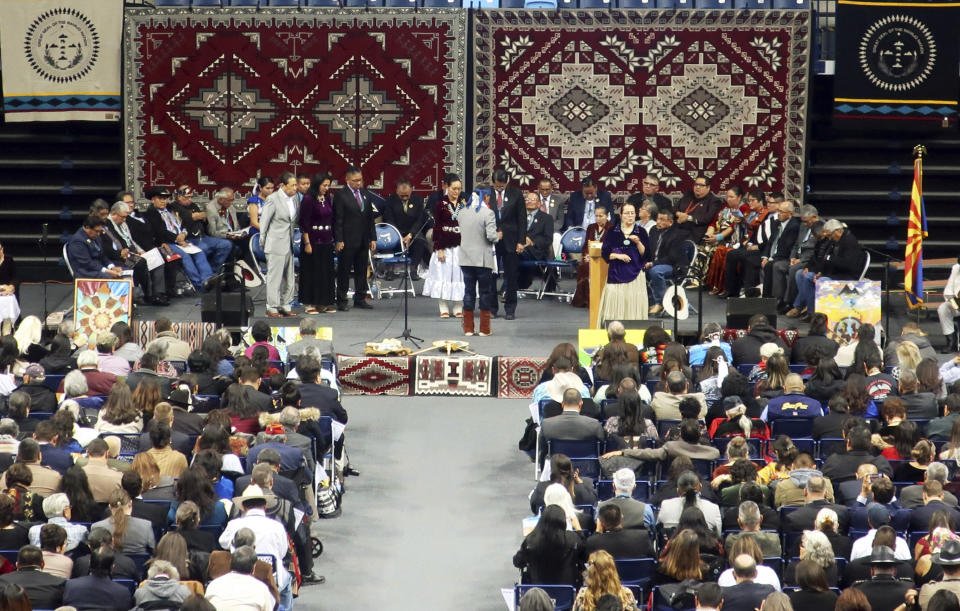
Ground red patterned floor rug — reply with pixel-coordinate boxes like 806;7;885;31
497;356;547;399
123;8;467;200
414;355;494;397
337;355;413;396
473;10;810;198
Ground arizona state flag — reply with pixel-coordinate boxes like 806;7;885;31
904;155;927;308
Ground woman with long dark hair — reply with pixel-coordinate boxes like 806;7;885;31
892;437;934;481
540;342;592;387
704;186;746;294
62;466;104;522
804;356;845;403
787;559;838;608
597;201;649;321
222;383;260;435
676;506;723;555
246;175;274;233
512;504;582;586
299;172;336;314
604;388;658;448
195;424;244;475
529;454;598;514
696;346;728;406
652;528;702;585
836;322;875;368
202;335;233;378
840;373;879;417
422;176;466;318
791;313;839;364
168;465;227;527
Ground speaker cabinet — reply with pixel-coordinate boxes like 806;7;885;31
201;292;253;327
725;298;777;329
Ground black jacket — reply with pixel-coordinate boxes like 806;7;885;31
731;326;791;365
143;206;184;245
761;216;801;261
784;499;850;533
0;568;65;609
380;194;429;238
790;335;839;364
16;382;57;413
721;581;776;611
648;224;692;276
583;528;654;559
805;378;846;407
513;531;583;587
332;186;376;248
854;575;913;611
910;499;960;532
491;185;527;251
810;409;849;439
523;210;554;260
823;229;866;279
821;449;893;482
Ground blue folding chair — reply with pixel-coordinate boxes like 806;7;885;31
771;418;814;438
113;578;137;596
0;550;17;564
597;480;651;501
41;375;65;392
817;438;846;459
317;416;334;474
229;0;260;4
525;0;558;6
910;531;928;548
370;223;415;299
578;0;613;9
763;557;783;573
127;553;152;579
515;584;577;611
615;557;655;587
100;433;141;458
656;419;680;439
500;0;527;6
424;0;458;4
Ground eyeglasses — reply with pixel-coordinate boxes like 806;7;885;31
642;181;657;187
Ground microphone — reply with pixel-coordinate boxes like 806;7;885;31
41;223;48;242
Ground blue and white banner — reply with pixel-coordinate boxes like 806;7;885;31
1;0;122;122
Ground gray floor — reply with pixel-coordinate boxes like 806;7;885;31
303;396;533;610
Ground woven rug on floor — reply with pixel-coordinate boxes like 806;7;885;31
135;320;217;349
472;9;811;198
496;356;547;399
414;355;494;397
337;355;413;396
123;7;467;201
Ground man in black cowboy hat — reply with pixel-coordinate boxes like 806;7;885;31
853;545;914;611
919;539;960;609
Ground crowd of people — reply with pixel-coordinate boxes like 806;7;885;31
0;314;347;610
512;323;960;611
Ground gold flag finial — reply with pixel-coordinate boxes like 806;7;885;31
913;144;928;159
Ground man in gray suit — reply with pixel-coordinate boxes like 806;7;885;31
286;317;334;360
206;187;241;238
539;388;605;469
900;462;959;508
599;467;655;531
457;189;499;337
537;178;568;226
261;172;299;317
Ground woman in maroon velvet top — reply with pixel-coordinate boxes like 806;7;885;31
422;178;466;318
299;172;336;313
571;204;613;308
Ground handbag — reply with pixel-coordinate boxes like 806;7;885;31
518;417;538;452
653;579;701;610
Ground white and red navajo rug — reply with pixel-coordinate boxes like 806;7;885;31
497;356;547;399
337;355;413;396
414;355;494;396
472;10;811;197
123;8;467;200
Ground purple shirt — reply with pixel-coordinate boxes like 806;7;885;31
299;193;334;245
244;341;280;361
601;223;649;284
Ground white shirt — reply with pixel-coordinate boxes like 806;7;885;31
850;529;913;560
285;192;297;220
582;199;596;227
657;497;722;537
717;566;782;591
205;571;276;611
219;508;290;588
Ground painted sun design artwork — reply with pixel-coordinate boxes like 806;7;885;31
74;279;132;347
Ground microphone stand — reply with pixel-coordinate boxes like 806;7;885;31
39;223;49;330
863;246;902;341
397;210;430;349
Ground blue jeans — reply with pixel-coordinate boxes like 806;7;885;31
278;579;293;611
194;235;233;271
462;265;494;312
795;270;832;313
648;264;673;304
168;243;213;288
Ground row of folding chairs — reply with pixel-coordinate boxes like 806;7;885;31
157;0;809;7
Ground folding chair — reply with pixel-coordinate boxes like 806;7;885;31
770;418;814;438
597;480;650;501
41;375;65;392
615;557;655;587
541;226;587;300
99;433;141;458
113;578;138;596
369;223;415;299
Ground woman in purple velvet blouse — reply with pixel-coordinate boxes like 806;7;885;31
597;201;650;322
299;172;336;313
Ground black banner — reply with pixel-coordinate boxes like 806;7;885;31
834;0;960;126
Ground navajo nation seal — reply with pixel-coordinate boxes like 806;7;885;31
24;7;101;84
858;14;936;92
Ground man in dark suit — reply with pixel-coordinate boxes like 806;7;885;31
759;200;801;301
645;210;692;315
103;201;168;306
821;218;867;282
35;421;73;475
62;545;133;610
821;426;893;483
901;463;959;508
720;555;775;611
897;371;938;419
674;174;723;244
124;352;174;397
627;174;673;214
121;470;168;532
0;546;65;609
539;388;605;469
583;504;653;559
333;166;377;311
852;546;913;611
167;389;205;436
238;368;274;413
142;187;215;292
774;204;819;312
489;168;527;320
117;192;184;300
380;180;430;277
562;176;614;232
66;215;126;280
784;475;849;533
910;479;960;531
518;192;556;291
724;192;781;298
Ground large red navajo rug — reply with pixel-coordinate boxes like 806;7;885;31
497;356;547;399
337;355;413;396
123;8;467;200
414;355;495;396
473;10;811;198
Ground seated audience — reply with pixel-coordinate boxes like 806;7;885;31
717;536;781;590
539;388;605;469
207;528;280;604
39;523;72;578
931;394;960;444
791;313;839;363
62;544;133;611
731;314;791;365
121;471;168;533
80;438;124;503
94;383;143;434
918;539;960;609
651;371;708;420
709;396;766;441
174;501;217;554
96;332;131;377
850;504;912;560
34;420;73;475
138;401;193;457
168;465;228;528
760;374;823;421
71;527;138;580
902;462;959;508
584;504;653;559
719;554;776;611
513;504;581;586
0;545;64;609
724;501;781;558
657;472;722;536
28;493;87;552
529;453;598;515
784;477;849;533
911;480;960;532
143;422;188;479
821;425;893;482
805;357;846;405
3;463;45;521
898;369;939;419
721;482;780;531
787;559;837;608
851;545;913;611
65;350;118;396
61;466;105;523
133;558;192;610
0;437;60;497
689;323;734;366
206;545;276;611
0;494;29;550
91;489;156;555
16;364;57;413
612;419;720;465
573;549;639;611
132;453;176;502
599;468;655;531
652;529;704;586
774;453;834;507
